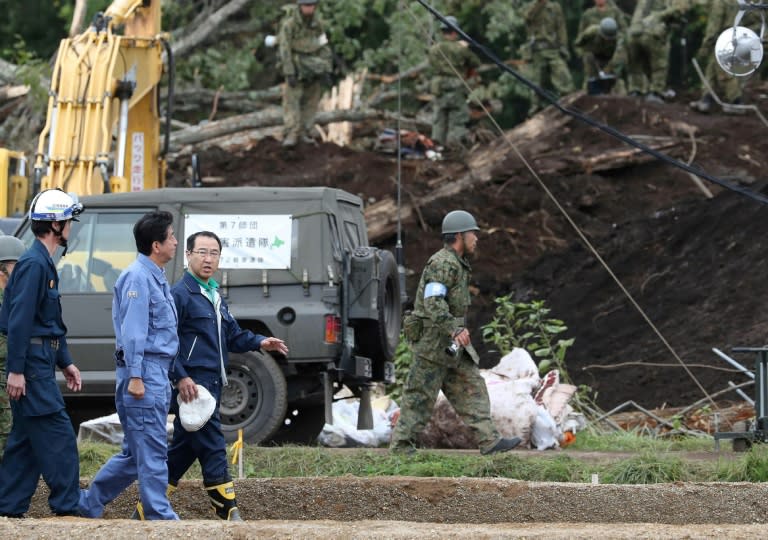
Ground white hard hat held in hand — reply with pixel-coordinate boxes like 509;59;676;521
177;384;216;432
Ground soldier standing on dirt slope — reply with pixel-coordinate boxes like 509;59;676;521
279;0;334;147
626;0;689;103
427;16;480;154
689;0;757;114
391;210;522;455
575;0;629;95
521;0;575;116
0;236;25;462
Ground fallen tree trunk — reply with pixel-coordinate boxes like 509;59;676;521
170;0;252;59
171;86;282;114
169;107;430;151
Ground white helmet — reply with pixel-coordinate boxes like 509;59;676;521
29;189;84;222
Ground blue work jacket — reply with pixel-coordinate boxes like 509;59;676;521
113;254;179;379
170;271;265;383
0;239;73;415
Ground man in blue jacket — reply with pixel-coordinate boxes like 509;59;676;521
79;210;180;520
0;189;84;517
164;231;288;520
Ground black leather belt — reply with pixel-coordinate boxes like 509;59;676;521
30;337;59;350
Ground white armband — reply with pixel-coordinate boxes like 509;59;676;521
424;282;447;298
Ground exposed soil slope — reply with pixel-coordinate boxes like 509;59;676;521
169;92;768;411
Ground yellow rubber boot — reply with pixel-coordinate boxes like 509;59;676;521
204;480;243;521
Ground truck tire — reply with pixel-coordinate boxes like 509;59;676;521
270;405;326;445
221;351;287;444
356;249;401;365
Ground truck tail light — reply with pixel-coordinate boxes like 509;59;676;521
324;315;342;344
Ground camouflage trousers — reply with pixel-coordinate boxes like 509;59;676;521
526;48;574;114
626;33;669;95
282;79;325;139
390;342;500;452
431;91;469;148
701;59;742;104
0;371;9;462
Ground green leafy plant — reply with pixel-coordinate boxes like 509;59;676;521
481;295;574;380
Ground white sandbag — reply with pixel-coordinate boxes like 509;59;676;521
317;396;397;447
77;412;175;444
487;379;539;447
531;405;560;450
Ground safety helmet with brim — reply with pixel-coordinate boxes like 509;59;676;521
29;189;84;222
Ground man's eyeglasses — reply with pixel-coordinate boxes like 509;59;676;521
189;249;221;259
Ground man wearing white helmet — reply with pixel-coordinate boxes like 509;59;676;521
0;189;84;517
0;235;26;461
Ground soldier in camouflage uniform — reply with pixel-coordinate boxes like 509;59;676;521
575;0;629;94
390;211;521;455
690;0;754;113
278;0;333;147
626;0;689;102
521;0;574;116
428;16;480;151
0;236;26;461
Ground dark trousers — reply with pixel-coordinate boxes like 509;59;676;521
167;372;229;484
0;407;79;515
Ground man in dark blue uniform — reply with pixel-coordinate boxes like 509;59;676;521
163;231;288;520
79;211;180;520
0;189;84;517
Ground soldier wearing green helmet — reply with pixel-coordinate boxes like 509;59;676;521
0;235;25;460
575;10;629;95
427;15;479;153
279;0;334;147
391;210;521;455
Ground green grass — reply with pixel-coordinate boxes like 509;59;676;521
78;435;768;484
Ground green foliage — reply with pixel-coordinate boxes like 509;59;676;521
11;49;50;114
177;39;263;91
603;452;686;484
82;436;768;483
481;295;574;380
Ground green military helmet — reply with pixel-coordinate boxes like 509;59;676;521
0;235;25;262
440;16;459;32
441;210;479;234
598;17;618;40
297;0;318;4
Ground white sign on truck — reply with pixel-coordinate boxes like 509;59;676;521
184;214;292;269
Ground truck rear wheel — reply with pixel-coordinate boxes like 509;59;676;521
356;249;401;365
221;351;287;444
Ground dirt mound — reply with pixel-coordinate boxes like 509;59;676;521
169;93;768;411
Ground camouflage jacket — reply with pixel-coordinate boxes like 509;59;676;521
278;6;333;80
629;0;688;37
574;23;626;66
522;0;568;49
578;5;628;36
412;247;472;338
428;38;479;94
0;287;5;383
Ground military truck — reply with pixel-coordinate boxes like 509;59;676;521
14;186;402;444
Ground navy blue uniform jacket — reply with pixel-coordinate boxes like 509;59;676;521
170;271;266;385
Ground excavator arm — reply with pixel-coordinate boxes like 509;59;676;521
34;0;170;196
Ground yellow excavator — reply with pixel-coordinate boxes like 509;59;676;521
1;0;171;217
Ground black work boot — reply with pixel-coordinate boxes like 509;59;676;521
481;436;522;455
205;480;243;521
